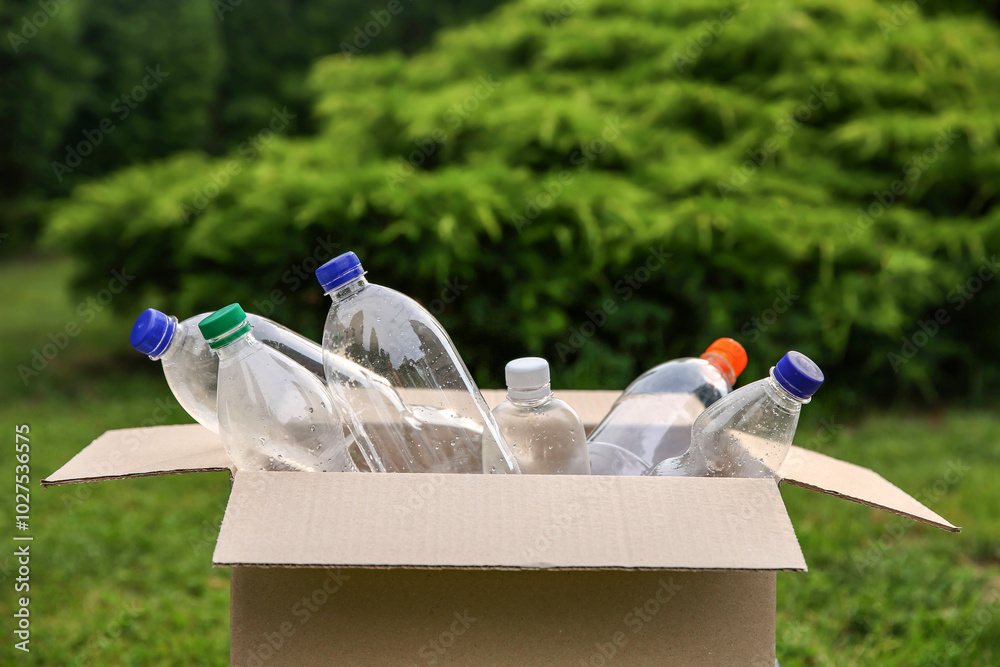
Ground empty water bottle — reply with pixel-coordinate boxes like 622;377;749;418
649;351;823;478
130;308;328;433
489;358;590;475
587;338;747;475
199;303;355;472
316;251;519;474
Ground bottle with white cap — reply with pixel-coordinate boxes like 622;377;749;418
487;357;590;475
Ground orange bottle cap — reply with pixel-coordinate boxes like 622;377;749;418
702;338;747;379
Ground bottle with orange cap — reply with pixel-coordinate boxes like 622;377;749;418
586;338;748;475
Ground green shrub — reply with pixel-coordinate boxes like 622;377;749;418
46;0;1000;403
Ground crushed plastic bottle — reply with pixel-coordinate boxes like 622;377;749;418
199;303;355;472
130;309;328;433
649;351;823;478
316;251;519;474
489;358;590;475
587;338;747;475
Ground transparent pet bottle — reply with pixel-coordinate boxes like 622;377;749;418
316;251;519;474
199;303;356;472
587;338;747;475
489;358;590;475
649;351;823;478
130;308;329;433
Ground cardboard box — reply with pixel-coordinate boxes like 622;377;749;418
44;390;958;666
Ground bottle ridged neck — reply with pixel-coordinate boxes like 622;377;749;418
327;276;369;302
507;385;553;406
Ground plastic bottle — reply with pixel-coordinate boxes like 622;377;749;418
199;303;356;472
489;358;590;475
587;338;747;475
130;309;328;433
649;351;824;478
316;251;519;474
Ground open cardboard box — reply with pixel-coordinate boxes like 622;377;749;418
44;389;958;666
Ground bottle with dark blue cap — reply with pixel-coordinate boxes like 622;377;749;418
315;250;521;474
129;307;331;435
130;308;221;432
649;351;824;479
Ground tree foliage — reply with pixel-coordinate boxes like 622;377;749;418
46;0;1000;403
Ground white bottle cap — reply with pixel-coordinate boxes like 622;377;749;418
505;357;550;389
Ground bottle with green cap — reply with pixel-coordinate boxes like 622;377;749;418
199;303;356;472
130;308;330;433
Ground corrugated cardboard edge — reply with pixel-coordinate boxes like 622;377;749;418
777;446;960;533
41;423;233;488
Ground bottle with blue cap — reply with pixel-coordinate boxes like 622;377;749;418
316;251;520;474
197;303;356;472
649;351;824;478
488;358;590;475
129;308;328;433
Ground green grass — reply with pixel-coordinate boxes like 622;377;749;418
0;257;997;665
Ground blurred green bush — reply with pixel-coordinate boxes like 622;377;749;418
45;0;1000;403
0;0;504;250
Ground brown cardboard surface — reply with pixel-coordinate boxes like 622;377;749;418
229;567;777;666
41;424;230;487
213;470;807;571
777;446;960;532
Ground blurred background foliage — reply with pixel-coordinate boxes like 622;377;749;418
24;0;1000;405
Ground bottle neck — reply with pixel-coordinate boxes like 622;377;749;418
765;368;810;408
701;352;737;386
507;384;553;407
214;331;260;362
326;276;369;303
149;316;181;361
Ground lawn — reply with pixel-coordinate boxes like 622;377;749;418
0;257;997;665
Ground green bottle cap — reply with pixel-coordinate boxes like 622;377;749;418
198;303;251;349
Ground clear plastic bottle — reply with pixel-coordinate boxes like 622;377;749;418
199;303;356;472
316;251;519;474
649;351;824;478
489;358;590;475
587;338;747;475
129;308;328;433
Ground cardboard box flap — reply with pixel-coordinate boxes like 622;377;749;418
42;424;231;487
481;389;618;431
213;471;807;571
777;446;959;532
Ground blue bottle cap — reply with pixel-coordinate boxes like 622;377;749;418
130;308;176;358
773;351;824;399
316;251;365;293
